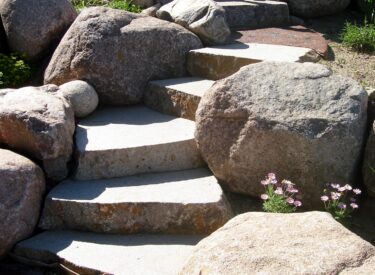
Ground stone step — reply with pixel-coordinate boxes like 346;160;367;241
187;43;320;80
74;106;204;180
39;168;233;234
144;77;215;121
14;230;203;275
218;0;290;30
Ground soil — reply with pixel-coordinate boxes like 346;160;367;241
305;11;375;89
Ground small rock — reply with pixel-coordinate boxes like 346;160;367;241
0;149;45;258
363;122;375;198
195;62;367;208
141;3;161;17
157;0;230;45
59;80;99;118
288;0;351;18
0;0;77;60
180;212;375;275
44;7;202;105
0;85;75;180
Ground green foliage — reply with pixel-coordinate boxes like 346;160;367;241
357;0;375;23
263;186;296;213
0;53;32;88
260;173;302;214
341;21;375;52
72;0;142;13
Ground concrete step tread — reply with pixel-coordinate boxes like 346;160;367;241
76;106;196;152
46;168;223;204
190;43;315;62
149;77;214;97
40;169;232;234
14;230;203;275
74;106;204;180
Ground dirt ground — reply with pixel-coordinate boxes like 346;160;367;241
305;11;375;89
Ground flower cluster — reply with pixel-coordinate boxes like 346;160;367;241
321;183;361;222
260;173;302;213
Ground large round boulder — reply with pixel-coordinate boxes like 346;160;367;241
288;0;350;18
44;7;203;105
363;122;375;198
0;149;45;258
180;212;375;274
195;62;367;209
0;0;77;60
0;85;75;180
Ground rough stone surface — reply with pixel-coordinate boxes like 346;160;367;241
0;86;75;180
288;0;351;18
40;168;232;234
363;122;375;198
188;43;320;80
195;62;367;208
44;7;202;105
141;3;161;16
157;0;230;45
15;231;203;275
230;25;329;58
0;149;45;258
217;0;289;30
75;106;204;180
180;212;375;275
58;80;99;118
0;0;77;60
144;77;214;120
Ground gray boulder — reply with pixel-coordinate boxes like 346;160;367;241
288;0;350;18
0;85;75;180
157;0;230;45
0;0;77;60
0;149;45;258
180;212;375;275
59;80;99;118
44;7;202;105
363;122;375;198
195;62;367;209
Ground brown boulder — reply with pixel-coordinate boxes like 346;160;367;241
180;212;375;275
195;62;367;208
0;149;45;257
44;7;202;105
0;85;75;180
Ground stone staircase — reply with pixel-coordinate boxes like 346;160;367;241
13;18;323;275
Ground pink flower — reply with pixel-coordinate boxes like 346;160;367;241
331;192;341;200
321;195;329;202
344;184;352;191
282;180;294;187
261;180;269;186
338;202;346;210
330;183;340;189
294;201;302;207
338;187;346;192
287;188;299;193
350;203;359;209
268;173;276;180
261;194;269;200
353;189;361;195
286;197;294;204
275;187;283;195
